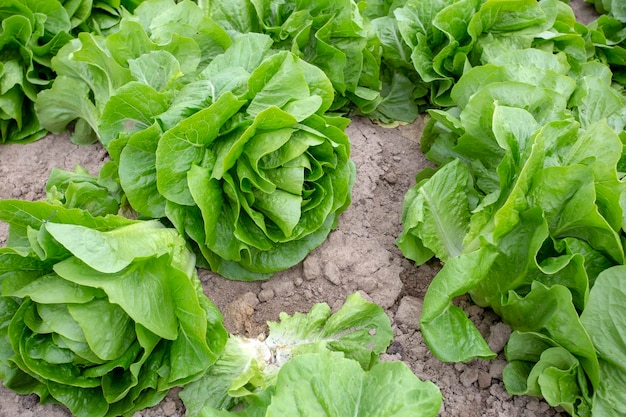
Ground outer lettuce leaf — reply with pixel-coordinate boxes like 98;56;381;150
419;246;499;362
263;291;394;370
397;159;474;265
263;352;442;417
180;292;441;417
0;200;227;417
116;123;167;218
580;266;626;417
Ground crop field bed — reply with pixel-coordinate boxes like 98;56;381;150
0;118;563;417
0;0;620;416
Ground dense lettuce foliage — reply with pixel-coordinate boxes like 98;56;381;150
201;0;383;116
36;0;232;145
585;0;626;22
0;0;146;144
3;0;626;416
578;266;626;417
45;164;124;217
0;200;227;417
35;0;356;280
584;14;626;84
1;1;70;143
396;3;626;416
180;292;442;417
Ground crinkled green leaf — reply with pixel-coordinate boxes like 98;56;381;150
181;292;399;416
397;159;473;264
265;352;442;417
156;91;246;206
580;266;626;417
420;247;499;362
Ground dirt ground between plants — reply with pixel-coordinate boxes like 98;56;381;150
0;1;600;416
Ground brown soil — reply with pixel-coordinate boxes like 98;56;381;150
0;1;600;416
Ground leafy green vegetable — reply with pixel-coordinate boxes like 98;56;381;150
35;0;232;145
262;351;442;417
0;200;227;417
503;265;626;417
45;164;123;217
585;0;626;22
0;1;69;143
397;35;626;416
199;0;415;123
150;50;355;280
0;0;153;144
379;0;581;106
6;1;626;416
179;292;442;417
37;0;355;280
580;266;626;417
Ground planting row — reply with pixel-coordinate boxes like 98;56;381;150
1;1;626;416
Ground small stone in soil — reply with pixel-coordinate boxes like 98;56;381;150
395;296;423;330
487;322;512;353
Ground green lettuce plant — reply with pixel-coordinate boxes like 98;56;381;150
36;0;356;280
0;1;70;143
585;0;626;22
180;292;442;417
5;0;626;416
0;200;227;417
198;0;428;124
0;0;149;144
359;0;593;110
108;41;356;280
36;0;232;145
396;41;626;417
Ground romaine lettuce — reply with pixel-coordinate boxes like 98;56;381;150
397;39;626;416
0;200;227;417
199;0;417;123
36;0;232;145
36;0;356;280
585;0;626;22
0;1;70;143
180;292;442;417
0;0;151;144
